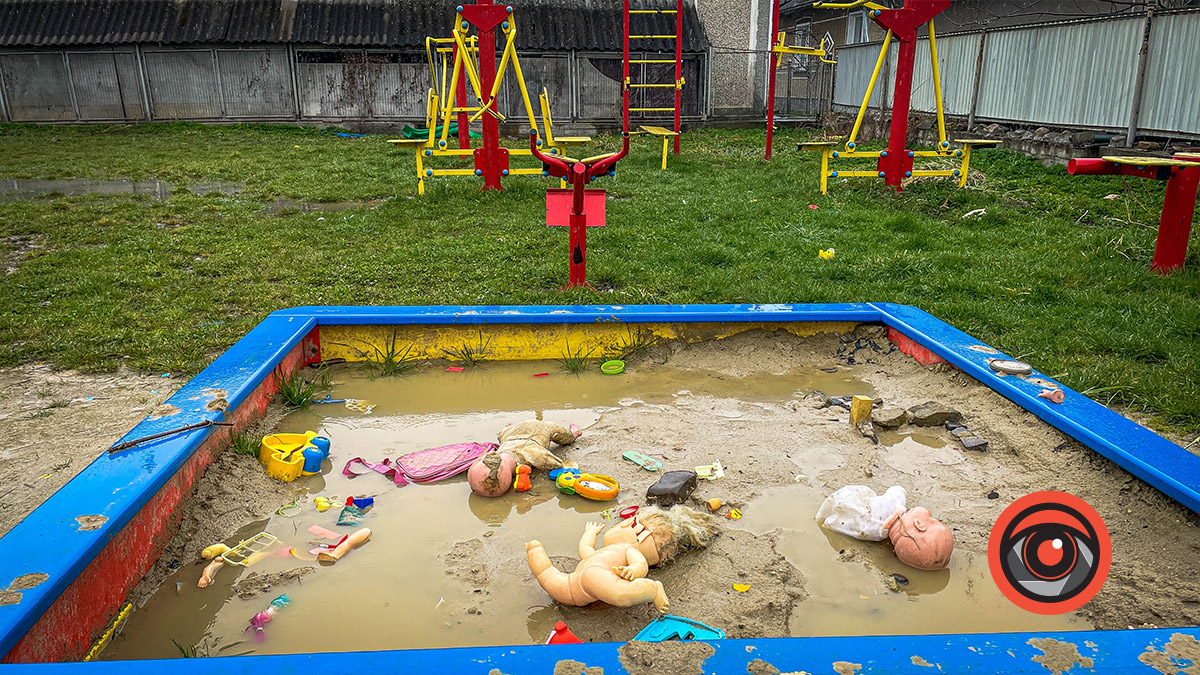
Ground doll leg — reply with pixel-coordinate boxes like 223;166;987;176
526;540;577;606
586;573;670;614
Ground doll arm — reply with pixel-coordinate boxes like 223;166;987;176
613;546;650;581
579;521;604;558
197;558;224;588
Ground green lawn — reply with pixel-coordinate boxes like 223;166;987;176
1;122;1197;433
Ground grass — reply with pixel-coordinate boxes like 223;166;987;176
273;367;324;408
443;329;493;367
558;341;596;373
336;329;417;376
609;326;659;363
0;122;1197;432
229;430;258;457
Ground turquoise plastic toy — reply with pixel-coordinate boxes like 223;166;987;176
633;615;725;642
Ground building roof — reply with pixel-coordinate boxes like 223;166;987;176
0;0;708;51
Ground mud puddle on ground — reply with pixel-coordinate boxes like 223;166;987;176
736;478;1087;637
104;361;872;659
0;178;246;202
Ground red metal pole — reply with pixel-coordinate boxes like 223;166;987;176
764;0;780;160
879;36;917;189
477;1;502;190
673;0;683;154
623;0;630;134
567;164;588;287
1153;166;1200;273
454;42;470;150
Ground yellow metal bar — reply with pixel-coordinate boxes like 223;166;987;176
911;150;947;157
834;170;885;177
430;169;479;176
839;150;883;158
582;150;621;163
661;136;669;170
429;148;476;156
630;59;676;63
629;9;677;13
848;29;892;150
426;37;439;95
415;146;425;195
959;144;973;187
910;170;955;177
928;21;948;150
630;107;677;111
506;27;541;140
630;34;678;39
820;147;830;194
814;0;886;9
630;83;677;88
508;168;545;175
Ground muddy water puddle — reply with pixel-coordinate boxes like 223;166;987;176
102;359;1081;659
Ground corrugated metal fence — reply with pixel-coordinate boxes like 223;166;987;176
831;9;1200;138
0;46;705;123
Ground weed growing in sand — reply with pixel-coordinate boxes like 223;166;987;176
336;330;417;376
171;638;208;658
48;398;70;408
610;327;659;363
274;367;323;407
230;430;258;457
443;330;492;367
558;341;595;373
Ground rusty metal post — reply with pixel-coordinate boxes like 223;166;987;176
967;28;986;131
1125;7;1154;149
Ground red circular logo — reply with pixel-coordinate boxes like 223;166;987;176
988;491;1111;615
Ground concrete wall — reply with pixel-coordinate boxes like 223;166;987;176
697;0;773;116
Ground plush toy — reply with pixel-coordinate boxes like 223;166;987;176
816;485;954;571
526;505;719;613
467;451;518;497
498;420;582;471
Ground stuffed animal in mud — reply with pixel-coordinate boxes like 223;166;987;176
526;505;720;613
468;451;518;497
815;485;954;571
497;420;581;472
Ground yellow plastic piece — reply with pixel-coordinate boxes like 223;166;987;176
733;583;752;591
201;543;231;560
556;472;620;501
220;532;279;567
818;248;836;260
695;460;725;480
849;395;874;426
260;431;318;482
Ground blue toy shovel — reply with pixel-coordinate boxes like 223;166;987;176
633;615;725;642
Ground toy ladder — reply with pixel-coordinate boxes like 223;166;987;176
623;0;683;154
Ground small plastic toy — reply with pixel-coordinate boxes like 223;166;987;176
816;485;954;570
498;420;582;471
316;527;371;563
515;464;533;492
260;431;318;482
302;436;332;475
619;506;640;519
197;533;279;587
622;450;662;472
555;472;619;501
546;621;583;645
694;461;724;480
601;360;625;375
526;506;720;613
246;594;290;642
314;496;336;512
634;615;725;642
1039;389;1066;404
706;498;722;512
818;248;836;260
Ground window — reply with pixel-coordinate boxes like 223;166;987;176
846;9;871;44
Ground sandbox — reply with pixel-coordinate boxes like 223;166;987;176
2;304;1199;674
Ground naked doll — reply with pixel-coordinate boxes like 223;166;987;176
526;505;719;613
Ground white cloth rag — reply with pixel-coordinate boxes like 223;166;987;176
815;485;908;542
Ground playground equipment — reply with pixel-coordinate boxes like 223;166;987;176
386;0;589;194
530;129;630;289
624;0;685;156
764;0;835;160
799;0;1000;193
1068;153;1200;274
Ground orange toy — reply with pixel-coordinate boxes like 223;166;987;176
515;464;532;492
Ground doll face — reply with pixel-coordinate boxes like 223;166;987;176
605;518;665;565
888;506;954;571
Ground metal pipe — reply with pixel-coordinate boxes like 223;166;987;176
927;21;947;149
1125;7;1154;149
847;29;892;148
967;29;986;131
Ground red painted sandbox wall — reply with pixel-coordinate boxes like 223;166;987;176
3;328;320;663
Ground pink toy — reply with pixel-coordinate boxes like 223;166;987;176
816;485;954;571
247;594;290;642
316;527;371;562
468;451;518;497
343;442;497;486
